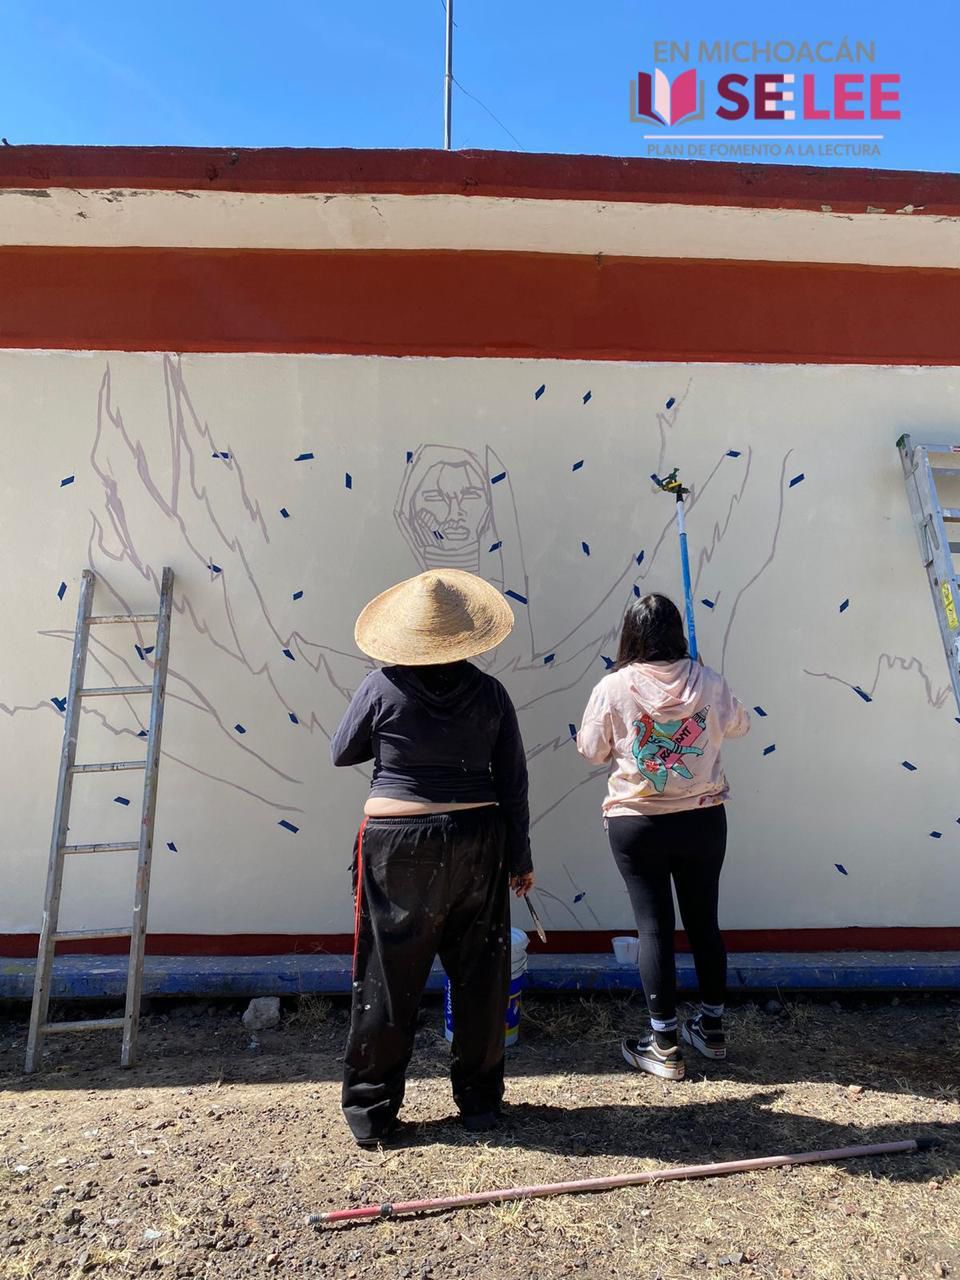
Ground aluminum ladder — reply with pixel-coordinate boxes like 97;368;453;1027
25;567;174;1072
897;435;960;715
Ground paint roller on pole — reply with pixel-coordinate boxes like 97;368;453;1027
651;466;698;661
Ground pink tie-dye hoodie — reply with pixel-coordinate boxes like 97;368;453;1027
577;659;750;816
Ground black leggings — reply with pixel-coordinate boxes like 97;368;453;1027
607;806;727;1023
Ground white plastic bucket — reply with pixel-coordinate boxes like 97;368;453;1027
612;935;639;967
444;927;529;1049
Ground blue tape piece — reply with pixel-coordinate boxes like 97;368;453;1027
852;686;873;703
839;598;850;613
633;585;642;598
582;542;590;556
167;841;178;852
582;391;592;404
113;796;130;806
789;473;805;487
666;397;676;409
278;819;299;834
289;712;299;724
60;475;75;487
572;460;584;472
543;654;555;664
901;760;917;771
292;590;303;601
282;648;295;661
406;451;413;463
930;831;943;839
636;550;645;566
534;384;546;400
763;744;776;756
601;655;615;670
573;892;586;903
208;563;222;574
505;590;527;604
135;644;144;661
726;450;742;458
294;452;314;462
137;730;148;738
280;508;290;519
235;723;246;734
57;581;67;600
345;473;352;489
835;863;848;875
488;541;503;553
568;724;577;739
754;706;767;717
212;450;230;460
433;530;444;541
491;471;507;485
51;696;66;712
701;598;715;609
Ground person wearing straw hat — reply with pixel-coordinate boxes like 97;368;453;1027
331;569;534;1148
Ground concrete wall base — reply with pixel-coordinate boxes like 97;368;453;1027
1;952;958;1002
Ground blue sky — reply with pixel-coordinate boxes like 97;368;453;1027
0;0;955;171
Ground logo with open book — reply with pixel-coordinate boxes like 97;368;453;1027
631;69;705;127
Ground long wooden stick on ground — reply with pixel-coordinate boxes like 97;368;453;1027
308;1138;932;1225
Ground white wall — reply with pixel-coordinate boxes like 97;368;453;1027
1;350;958;939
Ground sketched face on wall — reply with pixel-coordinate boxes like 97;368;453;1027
396;447;494;573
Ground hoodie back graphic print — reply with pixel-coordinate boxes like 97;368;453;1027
577;659;750;816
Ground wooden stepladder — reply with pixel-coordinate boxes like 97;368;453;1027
25;568;174;1072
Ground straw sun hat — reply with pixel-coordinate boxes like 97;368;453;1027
354;569;515;666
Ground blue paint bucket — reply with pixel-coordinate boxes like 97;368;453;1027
444;927;529;1049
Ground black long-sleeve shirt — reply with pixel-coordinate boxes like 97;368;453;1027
330;662;532;875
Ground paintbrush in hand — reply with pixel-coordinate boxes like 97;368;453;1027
525;896;547;943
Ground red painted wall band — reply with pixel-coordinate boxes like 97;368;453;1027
1;929;958;958
3;146;960;216
1;246;958;365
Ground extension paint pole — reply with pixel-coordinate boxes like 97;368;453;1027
307;1138;930;1225
652;468;698;660
674;494;697;660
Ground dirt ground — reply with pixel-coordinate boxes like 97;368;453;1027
0;992;958;1280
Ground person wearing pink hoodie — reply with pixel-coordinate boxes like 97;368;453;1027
577;594;750;1081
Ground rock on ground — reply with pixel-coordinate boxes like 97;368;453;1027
242;996;281;1031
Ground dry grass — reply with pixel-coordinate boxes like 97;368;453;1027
0;994;957;1279
283;993;333;1032
521;992;635;1044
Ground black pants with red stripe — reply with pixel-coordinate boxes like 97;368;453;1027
342;808;510;1143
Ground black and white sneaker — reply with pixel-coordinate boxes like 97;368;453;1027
621;1036;685;1080
681;1014;726;1060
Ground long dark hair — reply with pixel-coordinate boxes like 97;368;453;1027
615;594;689;668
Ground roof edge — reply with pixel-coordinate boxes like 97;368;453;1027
1;145;958;215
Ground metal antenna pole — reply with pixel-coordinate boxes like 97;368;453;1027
443;0;453;149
